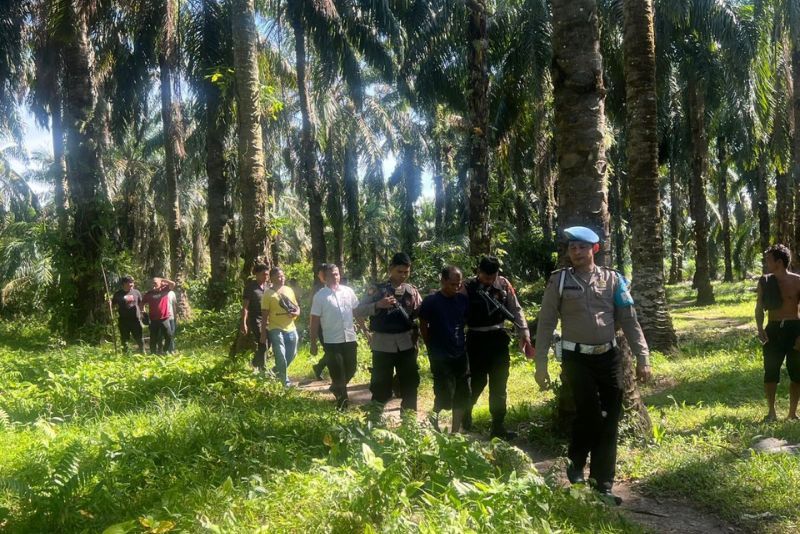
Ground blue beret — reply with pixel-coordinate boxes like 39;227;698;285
563;226;600;244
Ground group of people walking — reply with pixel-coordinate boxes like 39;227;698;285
112;225;653;504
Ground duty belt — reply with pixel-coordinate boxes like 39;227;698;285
561;339;617;355
468;324;505;332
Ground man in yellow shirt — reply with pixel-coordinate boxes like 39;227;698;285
260;267;301;386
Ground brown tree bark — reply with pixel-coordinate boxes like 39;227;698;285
776;171;792;246
717;139;734;282
756;158;771;256
159;0;190;319
325;135;344;269
552;0;651;436
292;16;327;270
687;73;715;305
62;5;111;336
668;152;683;283
232;0;270;275
343;142;363;276
205;72;229;309
623;0;677;352
792;22;800;266
50;93;69;235
467;0;490;256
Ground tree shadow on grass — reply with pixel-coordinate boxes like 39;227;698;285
644;366;765;410
2;381;356;533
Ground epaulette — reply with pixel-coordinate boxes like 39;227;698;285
550;268;566;275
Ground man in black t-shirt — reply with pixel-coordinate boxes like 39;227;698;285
241;263;270;371
419;266;471;432
112;275;144;353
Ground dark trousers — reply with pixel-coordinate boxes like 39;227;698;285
119;316;143;352
428;353;471;412
248;316;268;370
467;330;511;427
324;341;358;403
370;348;419;411
562;347;623;491
149;319;173;355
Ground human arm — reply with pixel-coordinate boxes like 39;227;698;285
240;299;250;334
160;278;177;291
309;314;321;355
502;278;531;351
533;274;562;390
613;274;651;381
755;278;767;343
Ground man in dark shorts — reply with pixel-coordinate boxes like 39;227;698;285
241;263;270;371
112;275;143;352
419;266;471;432
755;244;800;422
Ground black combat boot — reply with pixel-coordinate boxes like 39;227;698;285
489;420;517;441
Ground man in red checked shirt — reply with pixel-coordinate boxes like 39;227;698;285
143;276;176;355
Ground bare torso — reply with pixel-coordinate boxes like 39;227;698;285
767;272;800;321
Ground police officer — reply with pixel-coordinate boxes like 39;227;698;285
354;252;422;411
534;226;651;505
462;255;532;439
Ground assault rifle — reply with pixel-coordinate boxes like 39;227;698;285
476;287;525;329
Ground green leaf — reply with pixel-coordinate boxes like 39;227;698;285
102;520;137;534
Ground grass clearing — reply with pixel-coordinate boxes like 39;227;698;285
0;316;636;533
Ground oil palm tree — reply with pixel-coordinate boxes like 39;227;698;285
622;0;677;351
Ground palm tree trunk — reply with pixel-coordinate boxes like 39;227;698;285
467;0;490;256
668;150;683;283
50;94;68;235
205;71;229;310
792;24;800;266
717;140;734;282
552;0;651;437
610;166;625;272
623;0;677;352
292;17;327;270
159;0;189;319
776;171;792;246
232;0;270;274
687;73;715;305
756;157;771;255
343;142;362;276
62;6;111;337
401;144;420;255
325;136;344;269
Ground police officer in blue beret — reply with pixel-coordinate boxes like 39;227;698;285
534;226;651;505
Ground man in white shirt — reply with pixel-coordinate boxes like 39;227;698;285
310;264;359;408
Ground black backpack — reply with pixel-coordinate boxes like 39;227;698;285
759;274;783;311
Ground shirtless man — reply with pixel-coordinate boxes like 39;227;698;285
755;244;800;422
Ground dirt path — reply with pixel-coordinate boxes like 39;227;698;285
297;379;741;534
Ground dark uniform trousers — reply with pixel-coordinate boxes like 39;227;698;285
561;347;623;491
325;341;358;404
248;315;268;370
369;348;419;411
467;329;511;426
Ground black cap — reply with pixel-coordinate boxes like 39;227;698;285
478;255;501;275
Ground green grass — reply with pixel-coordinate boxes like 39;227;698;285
0;315;637;533
4;279;796;532
617;281;800;533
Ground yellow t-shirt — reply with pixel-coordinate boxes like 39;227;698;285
261;286;298;332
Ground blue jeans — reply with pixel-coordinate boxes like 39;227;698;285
269;329;298;385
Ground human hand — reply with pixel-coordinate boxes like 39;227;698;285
260;331;267;344
376;296;396;309
636;364;651;384
240;322;248;335
519;338;534;358
758;329;768;344
310;340;318;356
534;367;551;390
